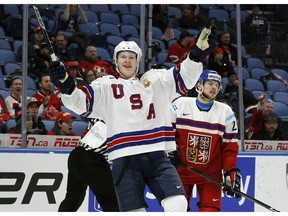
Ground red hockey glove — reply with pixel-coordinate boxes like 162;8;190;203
189;26;217;62
223;168;241;199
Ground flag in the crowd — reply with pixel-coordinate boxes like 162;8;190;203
161;28;175;41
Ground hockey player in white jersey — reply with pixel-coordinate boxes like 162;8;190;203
170;70;241;211
49;26;217;212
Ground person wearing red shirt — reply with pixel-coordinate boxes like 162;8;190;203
0;94;11;133
78;46;117;77
246;99;274;139
31;73;62;120
166;31;194;64
47;112;77;136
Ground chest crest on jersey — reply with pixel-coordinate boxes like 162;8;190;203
186;133;211;164
142;78;152;88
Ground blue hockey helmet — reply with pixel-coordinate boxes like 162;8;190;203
198;69;222;85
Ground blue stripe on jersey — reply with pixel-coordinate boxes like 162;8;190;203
223;132;238;139
78;85;94;117
107;136;175;153
107;126;175;152
108;126;174;141
177;118;226;132
173;66;189;95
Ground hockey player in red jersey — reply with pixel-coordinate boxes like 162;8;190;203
49;26;217;212
171;70;241;211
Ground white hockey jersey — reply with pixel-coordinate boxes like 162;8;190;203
61;58;203;160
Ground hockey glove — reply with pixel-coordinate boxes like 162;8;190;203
223;168;241;198
49;61;76;95
168;150;180;168
189;26;217;62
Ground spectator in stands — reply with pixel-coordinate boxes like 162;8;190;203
224;70;262;119
166;30;194;64
7;111;33;135
57;4;90;51
27;97;48;135
0;94;10;133
29;42;51;79
217;31;238;66
78;46;116;77
208;47;234;78
47;111;77;136
178;4;208;30
4;77;22;118
82;68;97;85
66;61;86;86
246;98;274;139
31;73;62;120
250;112;284;140
244;5;270;44
54;34;76;62
152;4;169;31
17;26;45;63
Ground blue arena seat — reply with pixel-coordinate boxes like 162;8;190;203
99;23;120;36
233;67;250;80
266;80;288;94
0;49;17;64
271;68;288;80
84;10;98;23
96;47;112;62
246;57;265;70
0;39;12;50
120;24;139;37
78;22;99;34
168;6;182;19
100;12;120;24
42;120;55;132
0;89;10;99
121;14;139;26
110;4;130;14
273;102;288;119
273;92;288;106
250;68;267;80
4;62;21;76
73;121;88;136
208;9;230;22
157;52;168;64
251;90;271;100
245;78;265;92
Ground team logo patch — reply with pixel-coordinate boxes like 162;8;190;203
186;133;211;164
142;78;151;88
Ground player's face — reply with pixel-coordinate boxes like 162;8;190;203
203;80;220;100
116;51;138;79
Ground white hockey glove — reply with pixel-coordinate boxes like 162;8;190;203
189;26;217;62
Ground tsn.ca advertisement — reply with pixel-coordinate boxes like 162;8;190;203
0;134;80;149
0;136;287;212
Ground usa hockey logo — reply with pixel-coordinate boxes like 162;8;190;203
186;133;211;164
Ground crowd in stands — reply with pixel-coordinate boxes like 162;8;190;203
0;4;288;141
